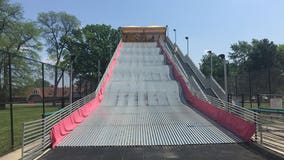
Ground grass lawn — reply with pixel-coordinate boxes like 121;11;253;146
0;103;60;155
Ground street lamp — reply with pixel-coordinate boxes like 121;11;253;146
97;59;101;84
166;25;168;37
108;45;112;60
218;54;228;101
207;50;213;78
173;29;176;44
70;54;75;104
185;36;189;56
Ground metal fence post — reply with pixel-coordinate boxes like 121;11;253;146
257;94;260;109
85;79;87;96
79;76;82;98
22;124;24;158
235;75;238;96
8;52;14;148
62;69;65;108
241;94;244;107
259;113;263;144
42;63;45;118
268;67;271;95
41;63;46;152
254;112;258;141
41;117;45;151
69;65;72;104
97;59;101;84
70;54;75;104
248;70;252;108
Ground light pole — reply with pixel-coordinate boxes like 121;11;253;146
70;54;75;104
108;45;112;60
173;29;176;44
219;54;227;101
208;50;213;78
185;36;189;56
166;25;168;37
97;59;101;83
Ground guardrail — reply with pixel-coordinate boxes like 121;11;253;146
256;111;284;155
162;42;202;96
162;38;284;155
165;37;207;85
207;76;226;100
22;94;94;160
161;40;208;101
165;37;226;100
163;38;284;156
160;38;260;141
21;40;122;160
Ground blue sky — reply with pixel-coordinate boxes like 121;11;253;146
11;0;284;66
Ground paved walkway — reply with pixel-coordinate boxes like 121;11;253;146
0;148;21;160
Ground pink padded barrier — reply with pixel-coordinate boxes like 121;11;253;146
51;42;123;148
157;41;256;141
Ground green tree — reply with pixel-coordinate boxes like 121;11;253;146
0;0;42;109
229;41;251;72
37;11;80;104
248;39;277;70
199;52;225;86
276;44;284;71
0;0;22;34
63;24;120;82
227;39;278;95
229;39;277;72
201;39;281;95
275;44;284;93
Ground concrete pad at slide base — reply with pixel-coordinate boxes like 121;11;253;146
40;144;273;160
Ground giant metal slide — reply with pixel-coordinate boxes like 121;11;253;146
57;42;240;147
35;38;274;160
22;27;280;159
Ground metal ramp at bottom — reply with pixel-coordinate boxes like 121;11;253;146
57;104;241;147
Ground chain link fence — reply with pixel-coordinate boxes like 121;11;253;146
0;51;97;155
216;67;284;109
221;67;284;154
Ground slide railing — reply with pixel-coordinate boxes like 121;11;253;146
256;111;284;155
165;37;226;100
159;38;260;142
163;38;284;156
160;40;208;101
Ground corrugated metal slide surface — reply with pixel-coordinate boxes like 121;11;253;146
58;42;241;147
